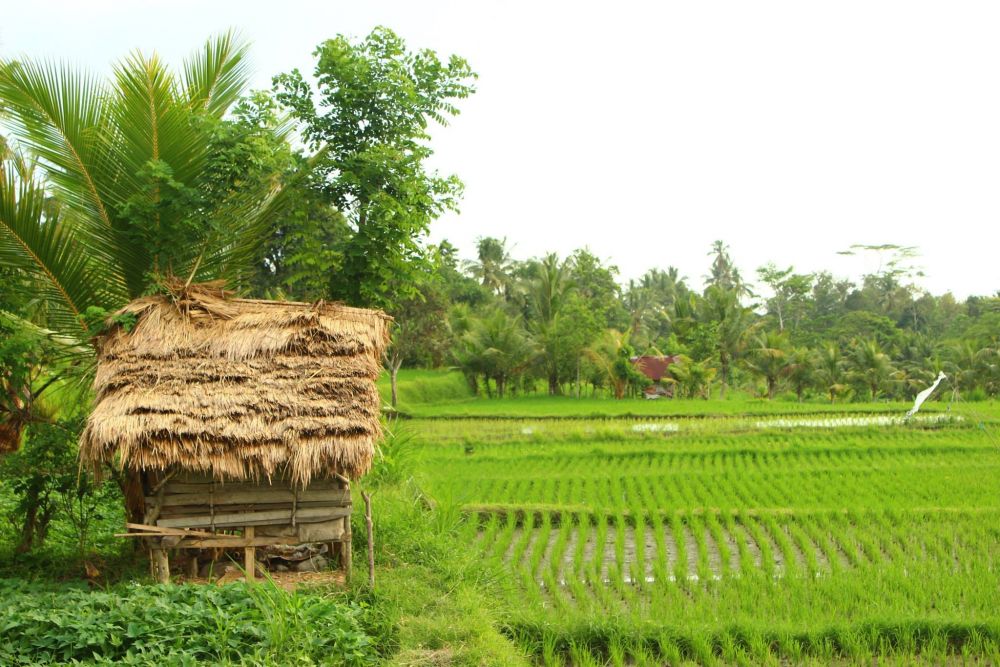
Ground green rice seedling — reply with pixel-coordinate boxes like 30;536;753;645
670;512;688;582
608;634;626;667
705;511;732;575
776;631;804;662
744;629;776;666
529;513;553;580
786;521;821;577
541;631;560;667
688;629;717;666
656;631;683;666
741;514;776;576
689;514;712;582
613;514;627;584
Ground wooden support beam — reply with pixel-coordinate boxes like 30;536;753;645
187;554;199;579
152;548;170;584
343;515;352;583
244;526;256;581
174;535;295;548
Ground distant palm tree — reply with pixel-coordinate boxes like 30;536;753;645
527;253;575;395
814;343;847;403
465;236;514;298
785;347;814;402
743;330;790;399
848;338;896;400
699;286;752;398
452;309;534;398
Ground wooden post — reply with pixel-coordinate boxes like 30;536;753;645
152;547;170;583
362;491;374;588
343;515;352;583
244;526;255;581
186;554;199;579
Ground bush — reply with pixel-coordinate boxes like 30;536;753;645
0;578;376;665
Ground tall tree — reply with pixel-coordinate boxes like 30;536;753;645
705;240;753;300
526;253;576;394
699;286;752;398
274;27;476;311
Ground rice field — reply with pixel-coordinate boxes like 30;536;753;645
406;402;1000;664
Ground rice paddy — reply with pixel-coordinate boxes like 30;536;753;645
406;402;1000;664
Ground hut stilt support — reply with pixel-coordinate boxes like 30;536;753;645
152;547;170;583
343;516;352;583
363;491;374;588
244;526;256;581
186;554;199;579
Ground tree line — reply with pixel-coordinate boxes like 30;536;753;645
385;238;1000;404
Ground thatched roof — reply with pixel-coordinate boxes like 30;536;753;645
80;284;391;486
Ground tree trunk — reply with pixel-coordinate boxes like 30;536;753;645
389;357;403;408
767;378;776;400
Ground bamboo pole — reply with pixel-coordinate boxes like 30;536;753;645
362;491;374;588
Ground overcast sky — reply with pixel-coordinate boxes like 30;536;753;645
2;0;998;297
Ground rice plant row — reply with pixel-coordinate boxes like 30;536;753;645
410;410;1000;663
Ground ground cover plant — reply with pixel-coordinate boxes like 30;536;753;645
0;578;376;666
406;399;1000;664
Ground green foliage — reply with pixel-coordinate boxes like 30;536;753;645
0;579;376;665
274;27;476;310
0;32;293;343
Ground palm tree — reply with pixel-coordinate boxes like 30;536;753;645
848;338;896;401
0;33;286;344
585;329;643;400
743;330;790;399
699;285;752;398
465;236;514;298
814;343;847;403
785;346;814;402
527;253;575;395
452;309;534;398
669;354;717;399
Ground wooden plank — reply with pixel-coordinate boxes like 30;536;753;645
174;536;300;548
152;488;350;507
155;501;352;519
123;523;218;539
155;506;351;529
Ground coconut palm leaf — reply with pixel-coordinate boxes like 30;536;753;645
0;162;107;338
183;31;252;116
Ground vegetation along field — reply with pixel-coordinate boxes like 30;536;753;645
397;388;1000;665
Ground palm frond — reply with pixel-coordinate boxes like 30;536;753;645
0;162;108;338
0;59;117;227
183;30;252;116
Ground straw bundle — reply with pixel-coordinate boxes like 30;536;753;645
80;284;391;486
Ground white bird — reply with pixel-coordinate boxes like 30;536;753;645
906;371;947;420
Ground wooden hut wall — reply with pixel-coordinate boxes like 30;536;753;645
145;473;352;544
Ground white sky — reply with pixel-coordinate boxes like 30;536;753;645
2;0;998;298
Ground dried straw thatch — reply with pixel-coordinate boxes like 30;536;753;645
80;283;391;486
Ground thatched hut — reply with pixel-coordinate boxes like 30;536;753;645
80;283;390;581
